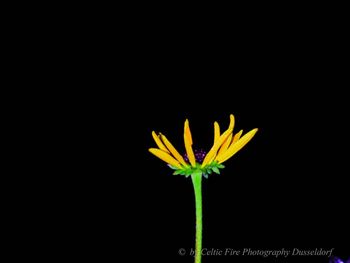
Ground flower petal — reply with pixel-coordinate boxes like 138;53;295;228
215;130;243;161
152;131;170;153
184;120;196;166
202;114;235;167
149;148;182;168
216;128;258;164
184;119;193;145
231;129;243;145
214;121;220;144
217;133;233;156
160;134;188;166
228;114;235;131
201;128;233;167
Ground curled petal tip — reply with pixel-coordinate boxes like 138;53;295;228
228;114;235;130
214;121;220;144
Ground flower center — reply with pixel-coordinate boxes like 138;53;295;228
183;149;207;164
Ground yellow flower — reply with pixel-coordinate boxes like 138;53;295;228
149;114;258;176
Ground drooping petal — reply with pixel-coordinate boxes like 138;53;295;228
201;128;233;167
160;134;188;166
214;121;220;144
152;131;170;153
184;119;196;166
149;148;182;168
216;128;258;164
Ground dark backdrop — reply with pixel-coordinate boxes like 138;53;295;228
53;15;349;263
75;83;349;262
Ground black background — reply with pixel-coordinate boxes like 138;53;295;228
123;91;348;263
77;78;349;262
45;8;350;263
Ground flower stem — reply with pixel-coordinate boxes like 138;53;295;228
191;171;202;263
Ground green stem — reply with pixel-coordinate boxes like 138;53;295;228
191;171;202;263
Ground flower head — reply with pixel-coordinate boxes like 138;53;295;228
149;114;258;177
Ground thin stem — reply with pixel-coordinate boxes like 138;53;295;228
191;171;202;263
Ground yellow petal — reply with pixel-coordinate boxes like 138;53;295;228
202;114;235;167
160;134;188;166
217;114;234;142
216;128;258;164
216;130;243;161
228;114;235;131
214;121;220;144
217;133;232;156
152;131;170;153
149;148;182;168
231;129;243;144
201;128;233;167
184;119;193;145
184;120;196;166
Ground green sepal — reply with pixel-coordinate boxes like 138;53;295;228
212;166;220;174
169;161;225;178
184;169;191;176
168;165;178;170
173;170;185;175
